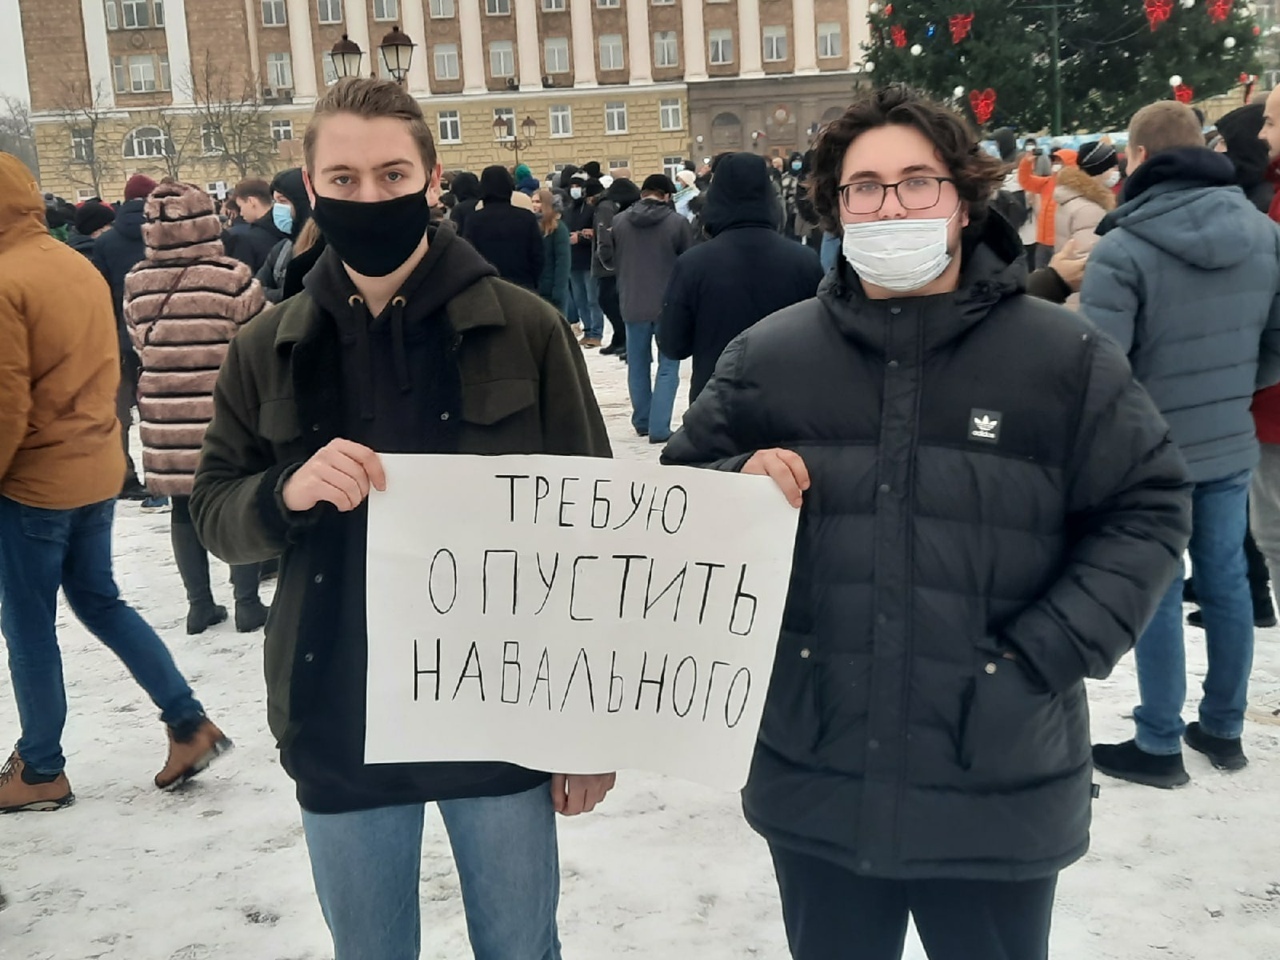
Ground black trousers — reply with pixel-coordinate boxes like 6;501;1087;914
596;275;625;350
770;845;1057;960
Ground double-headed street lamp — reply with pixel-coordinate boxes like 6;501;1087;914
329;26;417;85
493;114;538;168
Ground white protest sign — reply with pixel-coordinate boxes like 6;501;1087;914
364;454;799;791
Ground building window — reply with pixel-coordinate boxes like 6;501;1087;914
267;52;294;89
262;0;286;25
374;0;398;20
550;104;572;137
76;188;97;202
123;125;170;158
154;1;164;27
542;0;565;9
605;101;627;134
71;128;94;163
105;1;118;30
438;110;461;143
434;44;460;80
159;54;170;90
121;0;150;29
709;29;734;65
493;107;515;140
271;120;294;142
659;98;682;131
608;158;629;171
489;41;515;78
763;25;787;62
654;31;678;68
599;34;624;72
664;156;684;180
818;23;842;59
128;56;157;92
201;123;224;154
112;56;127;92
317;0;342;24
652;0;675;5
486;0;510;14
545;37;570;75
323;52;339;85
430;0;454;15
598;0;620;6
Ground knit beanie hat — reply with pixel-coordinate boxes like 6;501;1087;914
581;161;602;179
124;173;158;201
675;170;697;189
1077;141;1118;177
514;163;533;182
75;200;116;236
141;181;225;261
583;178;605;198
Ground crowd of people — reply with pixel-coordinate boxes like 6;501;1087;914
3;73;1280;960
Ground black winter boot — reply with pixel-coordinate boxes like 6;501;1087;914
230;563;269;633
171;515;227;635
1184;722;1248;771
1092;740;1190;789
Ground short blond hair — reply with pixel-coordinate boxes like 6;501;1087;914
303;77;437;175
1128;102;1205;159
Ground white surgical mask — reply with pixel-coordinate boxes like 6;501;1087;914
570;187;583;200
1102;169;1121;188
842;206;960;293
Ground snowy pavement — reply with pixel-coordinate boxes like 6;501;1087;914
2;347;1280;960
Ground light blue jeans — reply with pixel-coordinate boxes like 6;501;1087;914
301;783;562;960
625;321;680;442
1134;470;1254;754
567;270;604;340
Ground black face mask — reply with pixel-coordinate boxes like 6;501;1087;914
311;190;431;277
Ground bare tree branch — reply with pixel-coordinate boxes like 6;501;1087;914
49;78;117;197
182;52;278;181
0;95;39;178
135;108;202;182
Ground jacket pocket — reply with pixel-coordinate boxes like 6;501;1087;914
958;650;1072;787
757;632;824;761
461;379;537;426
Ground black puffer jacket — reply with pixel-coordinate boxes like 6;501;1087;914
662;216;1192;881
93;197;147;330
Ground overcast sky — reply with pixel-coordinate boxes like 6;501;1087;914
0;3;31;107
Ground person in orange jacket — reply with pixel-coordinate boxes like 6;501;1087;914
1019;147;1076;269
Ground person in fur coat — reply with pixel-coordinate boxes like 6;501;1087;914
1054;140;1119;256
123;181;269;635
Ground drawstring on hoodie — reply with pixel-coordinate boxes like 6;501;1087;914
390;296;411;394
346;294;376;421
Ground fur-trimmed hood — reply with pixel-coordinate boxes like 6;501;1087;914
1053;165;1116;213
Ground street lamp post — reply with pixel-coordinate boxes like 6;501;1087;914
493;115;538;169
330;34;365;80
379;26;416;85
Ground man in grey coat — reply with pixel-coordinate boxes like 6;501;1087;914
598;174;693;443
1084;101;1280;787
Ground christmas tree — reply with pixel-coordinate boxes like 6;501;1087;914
864;0;1263;133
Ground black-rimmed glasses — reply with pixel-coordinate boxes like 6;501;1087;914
839;176;956;215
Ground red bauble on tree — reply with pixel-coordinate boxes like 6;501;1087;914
949;13;975;43
1174;83;1195;103
1144;0;1173;30
969;88;997;124
891;24;908;47
1207;0;1233;23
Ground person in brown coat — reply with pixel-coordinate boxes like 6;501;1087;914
124;181;269;634
0;153;231;812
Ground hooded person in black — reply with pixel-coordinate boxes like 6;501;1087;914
1216;103;1275;213
258;168;315;303
447;170;482;236
659;153;824;402
592;176;642;356
461;165;544;290
190;77;614;960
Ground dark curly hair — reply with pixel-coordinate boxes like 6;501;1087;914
807;84;1006;235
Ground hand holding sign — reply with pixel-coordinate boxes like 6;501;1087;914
551;772;617;816
743;448;810;508
283;438;388;513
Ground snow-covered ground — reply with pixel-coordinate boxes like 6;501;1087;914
2;348;1280;960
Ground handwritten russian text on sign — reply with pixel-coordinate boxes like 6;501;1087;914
365;454;799;791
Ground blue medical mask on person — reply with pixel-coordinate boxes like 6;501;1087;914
791;161;803;172
272;202;294;234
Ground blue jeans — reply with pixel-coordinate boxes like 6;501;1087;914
567;270;603;340
0;496;203;775
625;322;680;442
1134;470;1254;754
301;784;562;960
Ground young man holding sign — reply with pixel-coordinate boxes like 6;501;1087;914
191;78;613;960
664;85;1193;960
